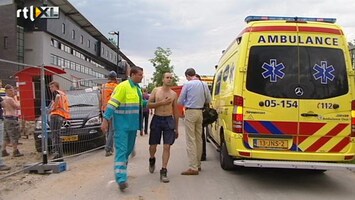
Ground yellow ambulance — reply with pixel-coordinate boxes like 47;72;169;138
209;16;355;171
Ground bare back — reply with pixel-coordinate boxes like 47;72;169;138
150;87;177;116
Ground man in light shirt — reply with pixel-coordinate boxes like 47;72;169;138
178;68;211;175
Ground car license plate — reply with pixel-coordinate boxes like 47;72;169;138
253;138;288;149
61;135;79;142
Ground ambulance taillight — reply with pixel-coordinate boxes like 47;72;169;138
351;100;355;137
232;95;244;133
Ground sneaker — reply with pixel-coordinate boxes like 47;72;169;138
2;150;9;157
105;150;113;157
0;165;11;171
12;149;24;157
118;182;128;192
160;168;170;183
149;157;155;173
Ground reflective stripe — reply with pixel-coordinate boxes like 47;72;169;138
115;162;127;166
115;169;127;174
115;110;140;114
110;98;121;105
120;103;140;107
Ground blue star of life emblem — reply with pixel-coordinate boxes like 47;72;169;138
261;59;285;82
313;61;335;84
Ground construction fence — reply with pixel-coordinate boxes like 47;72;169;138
0;58;109;179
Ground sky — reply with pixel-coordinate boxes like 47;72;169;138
68;0;355;85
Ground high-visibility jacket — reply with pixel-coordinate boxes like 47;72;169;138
103;79;147;131
101;81;118;111
51;90;71;119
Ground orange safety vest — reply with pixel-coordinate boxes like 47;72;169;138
101;82;118;111
51;90;71;119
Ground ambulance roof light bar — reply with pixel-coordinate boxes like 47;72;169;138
245;16;336;24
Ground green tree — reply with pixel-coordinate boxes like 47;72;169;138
147;82;155;93
149;47;179;87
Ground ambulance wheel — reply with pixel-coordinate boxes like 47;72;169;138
220;141;235;170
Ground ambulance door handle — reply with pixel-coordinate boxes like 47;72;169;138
301;113;318;117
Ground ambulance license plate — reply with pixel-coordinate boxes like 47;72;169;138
61;135;79;142
253;139;288;149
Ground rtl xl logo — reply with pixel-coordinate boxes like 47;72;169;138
17;6;59;21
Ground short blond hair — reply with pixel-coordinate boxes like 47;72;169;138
49;81;60;89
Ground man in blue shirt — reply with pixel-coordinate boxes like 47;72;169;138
178;68;211;175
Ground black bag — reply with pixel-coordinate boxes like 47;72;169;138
200;81;218;125
203;106;218;125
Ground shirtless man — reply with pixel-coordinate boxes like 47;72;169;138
148;72;179;183
1;84;23;157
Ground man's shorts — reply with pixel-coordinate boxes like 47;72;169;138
4;118;20;144
149;115;176;145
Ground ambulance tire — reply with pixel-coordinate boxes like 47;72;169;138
220;141;235;170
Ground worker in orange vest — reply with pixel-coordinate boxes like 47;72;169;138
101;71;119;156
48;81;70;161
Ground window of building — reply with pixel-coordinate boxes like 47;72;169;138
53;39;59;48
64;60;70;68
71;30;75;40
62;23;65;34
87;39;90;48
52;55;58;65
61;44;65;51
50;54;55;64
101;47;104;55
80;35;83;44
70;61;75;70
58;57;64;67
3;36;8;49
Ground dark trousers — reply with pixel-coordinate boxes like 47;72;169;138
201;125;206;160
50;115;64;157
142;111;149;134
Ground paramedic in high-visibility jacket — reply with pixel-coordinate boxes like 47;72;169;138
101;66;172;192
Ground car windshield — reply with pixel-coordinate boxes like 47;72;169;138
67;91;99;107
246;46;348;99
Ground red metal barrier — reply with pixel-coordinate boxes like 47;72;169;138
171;86;185;118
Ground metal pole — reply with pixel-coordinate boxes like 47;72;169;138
117;31;121;74
40;64;48;164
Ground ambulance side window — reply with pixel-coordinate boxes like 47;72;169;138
223;65;230;81
214;71;222;96
229;65;235;82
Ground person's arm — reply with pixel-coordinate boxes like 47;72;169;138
101;85;124;133
177;84;187;105
11;98;21;110
172;92;179;139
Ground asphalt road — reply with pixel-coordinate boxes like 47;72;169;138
3;119;355;200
